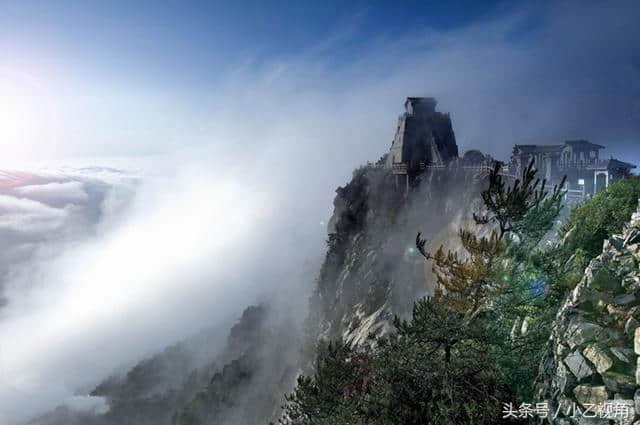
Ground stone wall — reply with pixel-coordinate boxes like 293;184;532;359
537;201;640;424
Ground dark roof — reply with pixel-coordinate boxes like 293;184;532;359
564;140;605;150
514;144;563;154
405;97;437;107
604;159;636;170
514;140;606;155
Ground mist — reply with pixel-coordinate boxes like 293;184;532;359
1;1;639;423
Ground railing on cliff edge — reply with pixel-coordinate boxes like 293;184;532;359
393;161;585;201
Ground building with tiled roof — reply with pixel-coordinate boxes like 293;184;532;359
510;140;635;194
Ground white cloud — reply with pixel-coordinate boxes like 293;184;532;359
14;181;88;206
0;194;63;216
0;194;67;233
0;159;300;424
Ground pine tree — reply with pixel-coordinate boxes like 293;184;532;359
279;159;567;424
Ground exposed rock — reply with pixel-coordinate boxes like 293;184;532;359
538;200;640;423
573;385;608;407
565;350;596;381
556;362;578;395
625;229;640;247
309;147;487;346
558;343;570;358
624;275;640;291
606;237;626;255
625;317;640;338
583;344;614;374
602;371;637;394
605;399;635;425
566;322;607;349
611;347;636;364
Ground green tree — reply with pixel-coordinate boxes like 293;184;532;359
280;160;566;424
280;301;507;425
486;175;640;401
416;161;565;401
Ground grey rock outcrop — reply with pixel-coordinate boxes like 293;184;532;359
538;200;640;424
307;162;488;349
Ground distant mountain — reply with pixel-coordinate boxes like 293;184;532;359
28;304;300;425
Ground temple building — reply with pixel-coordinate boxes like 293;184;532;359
509;140;636;194
384;97;458;190
384;97;636;197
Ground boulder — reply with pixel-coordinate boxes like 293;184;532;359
611;347;636;365
573;385;608;407
602;371;636;394
583;344;614;374
565;350;596;380
566;322;606;349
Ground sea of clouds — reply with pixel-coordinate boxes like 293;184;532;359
0;157;325;424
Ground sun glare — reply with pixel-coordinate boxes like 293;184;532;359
0;68;52;161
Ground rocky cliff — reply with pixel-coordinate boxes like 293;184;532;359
537;201;640;424
305;162;489;348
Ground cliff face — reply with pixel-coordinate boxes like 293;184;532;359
537;201;640;424
306;163;488;347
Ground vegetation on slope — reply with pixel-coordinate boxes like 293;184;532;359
560;176;640;274
279;168;640;424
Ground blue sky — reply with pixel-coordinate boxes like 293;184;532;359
1;0;512;84
0;0;638;166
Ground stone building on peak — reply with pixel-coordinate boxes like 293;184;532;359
384;97;459;174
